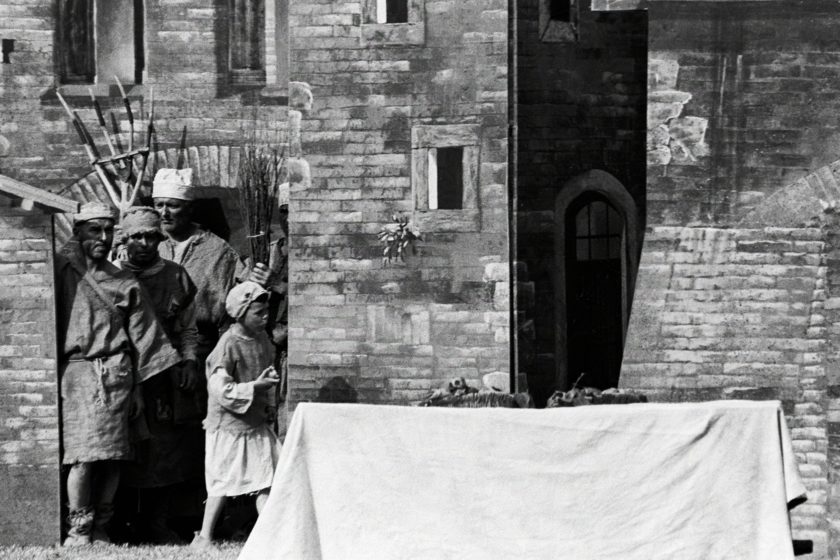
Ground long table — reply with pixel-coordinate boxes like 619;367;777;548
240;400;805;560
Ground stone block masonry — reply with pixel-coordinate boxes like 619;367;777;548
287;0;510;405
622;226;830;556
0;1;292;544
0;202;59;545
646;3;840;228
514;0;647;385
0;0;289;193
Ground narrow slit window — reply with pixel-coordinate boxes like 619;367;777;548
549;0;570;21
230;0;266;84
434;147;463;210
2;39;14;64
59;0;94;83
376;0;408;23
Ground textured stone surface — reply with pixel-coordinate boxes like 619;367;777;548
646;3;840;227
287;0;510;406
514;0;647;388
0;0;289;193
622;226;830;553
0;202;59;545
637;9;840;553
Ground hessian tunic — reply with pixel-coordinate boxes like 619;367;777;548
157;227;245;358
56;241;180;464
117;257;205;487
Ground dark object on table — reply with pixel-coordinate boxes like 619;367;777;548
418;376;532;408
546;387;648;408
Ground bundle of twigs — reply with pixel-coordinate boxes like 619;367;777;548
237;145;286;264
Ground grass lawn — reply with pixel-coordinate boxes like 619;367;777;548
0;543;242;560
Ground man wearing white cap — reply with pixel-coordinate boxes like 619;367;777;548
56;202;181;546
151;168;250;528
152;168;246;377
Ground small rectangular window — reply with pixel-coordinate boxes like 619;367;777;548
376;0;408;23
1;39;13;64
435;146;463;210
412;124;479;228
549;0;570;21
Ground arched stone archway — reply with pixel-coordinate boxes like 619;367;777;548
553;169;641;390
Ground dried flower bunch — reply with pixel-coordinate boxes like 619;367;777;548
378;214;422;265
238;145;286;265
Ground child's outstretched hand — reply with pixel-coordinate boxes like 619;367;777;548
254;366;280;392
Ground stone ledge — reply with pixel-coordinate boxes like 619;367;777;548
592;0;786;10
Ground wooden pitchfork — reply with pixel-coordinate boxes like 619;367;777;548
55;77;156;221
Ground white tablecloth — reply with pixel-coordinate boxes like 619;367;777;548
239;400;805;560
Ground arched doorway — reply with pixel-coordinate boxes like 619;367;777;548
565;193;624;389
554;170;640;391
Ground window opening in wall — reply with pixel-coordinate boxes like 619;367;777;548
549;0;571;21
2;39;14;63
133;0;144;84
428;147;463;210
376;0;409;23
59;0;143;84
268;0;290;88
230;0;266;84
565;194;624;390
59;0;94;83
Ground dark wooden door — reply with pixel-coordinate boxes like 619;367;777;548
565;194;624;390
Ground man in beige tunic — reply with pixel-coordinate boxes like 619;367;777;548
56;202;181;546
152;168;246;370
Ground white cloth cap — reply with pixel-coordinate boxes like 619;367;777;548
152;168;195;200
225;281;270;320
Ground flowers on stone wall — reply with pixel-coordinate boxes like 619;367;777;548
378;214;422;265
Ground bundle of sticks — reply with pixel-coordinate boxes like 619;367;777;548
55;76;155;220
237;145;286;265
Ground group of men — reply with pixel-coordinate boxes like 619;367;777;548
56;168;289;546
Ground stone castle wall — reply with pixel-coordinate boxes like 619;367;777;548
0;0;288;193
0;200;59;544
514;0;647;397
286;0;510;404
601;2;840;557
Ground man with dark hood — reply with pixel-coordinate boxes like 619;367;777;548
116;206;203;542
56;202;180;546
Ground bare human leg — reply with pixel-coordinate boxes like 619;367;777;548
191;495;226;550
255;489;270;514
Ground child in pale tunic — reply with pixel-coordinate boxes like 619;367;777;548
192;281;280;549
